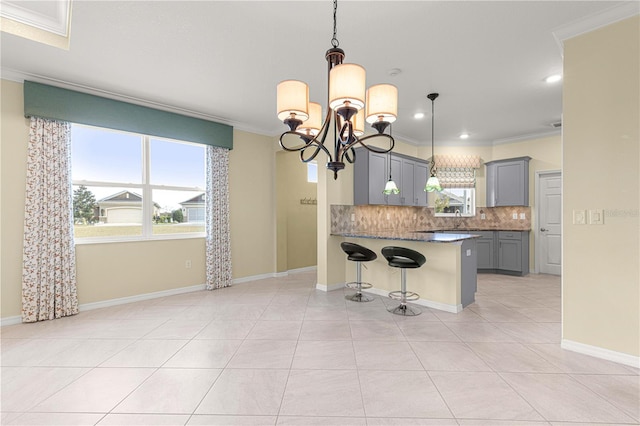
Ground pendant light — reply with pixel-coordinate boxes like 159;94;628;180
424;92;442;192
383;125;400;195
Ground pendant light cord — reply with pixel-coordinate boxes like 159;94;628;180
331;0;339;48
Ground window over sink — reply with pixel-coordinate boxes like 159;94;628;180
434;188;476;216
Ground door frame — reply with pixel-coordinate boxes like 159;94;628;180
534;169;562;274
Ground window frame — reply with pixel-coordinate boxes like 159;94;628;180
71;124;207;244
433;187;476;217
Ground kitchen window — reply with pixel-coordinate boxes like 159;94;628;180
71;124;206;242
434;188;476;216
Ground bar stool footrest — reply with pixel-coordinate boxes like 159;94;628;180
345;281;373;290
388;290;420;301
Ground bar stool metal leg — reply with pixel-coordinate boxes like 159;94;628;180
387;268;421;316
345;260;374;302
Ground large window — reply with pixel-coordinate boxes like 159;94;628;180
71;124;206;242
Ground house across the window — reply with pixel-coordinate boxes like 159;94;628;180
71;124;206;242
180;193;205;223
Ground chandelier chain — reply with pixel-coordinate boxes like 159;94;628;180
331;0;339;48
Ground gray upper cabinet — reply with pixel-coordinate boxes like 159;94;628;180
486;157;531;207
353;148;429;206
353;149;387;205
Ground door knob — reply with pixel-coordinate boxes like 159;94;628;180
540;228;548;232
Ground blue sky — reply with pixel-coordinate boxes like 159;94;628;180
71;124;205;211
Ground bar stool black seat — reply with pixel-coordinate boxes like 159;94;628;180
381;246;426;316
341;242;377;302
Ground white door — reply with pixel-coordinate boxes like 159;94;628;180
538;172;562;275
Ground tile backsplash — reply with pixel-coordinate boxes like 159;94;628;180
331;205;531;233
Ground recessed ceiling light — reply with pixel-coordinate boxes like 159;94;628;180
414;112;425;119
460;133;469;139
545;74;562;83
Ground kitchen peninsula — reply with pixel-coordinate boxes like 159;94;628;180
330;203;532;312
330;228;479;312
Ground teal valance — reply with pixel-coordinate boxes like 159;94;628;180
23;81;233;149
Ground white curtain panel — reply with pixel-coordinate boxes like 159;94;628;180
22;117;78;322
205;146;232;290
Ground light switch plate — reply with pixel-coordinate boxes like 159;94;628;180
589;209;604;225
573;209;586;225
351;213;355;221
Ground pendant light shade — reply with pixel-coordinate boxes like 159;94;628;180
383;179;400;194
424;92;442;192
352;109;365;136
425;175;442;192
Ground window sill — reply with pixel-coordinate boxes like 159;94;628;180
74;233;206;245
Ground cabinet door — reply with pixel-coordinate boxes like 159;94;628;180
413;161;429;206
477;238;495;269
498;238;522;271
400;158;415;205
496;161;525;206
367;152;388;205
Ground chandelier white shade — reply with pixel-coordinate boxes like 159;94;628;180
297;102;322;137
366;84;398;124
328;63;366;111
276;80;309;122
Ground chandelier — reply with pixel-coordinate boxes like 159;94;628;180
276;0;397;180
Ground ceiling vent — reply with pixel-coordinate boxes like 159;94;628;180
550;121;562;128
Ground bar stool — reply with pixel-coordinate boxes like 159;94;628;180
381;246;426;316
341;242;377;302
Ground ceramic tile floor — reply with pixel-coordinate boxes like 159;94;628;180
1;272;638;426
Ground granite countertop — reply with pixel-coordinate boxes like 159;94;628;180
330;230;481;243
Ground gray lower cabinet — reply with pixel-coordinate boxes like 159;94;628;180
353;147;429;206
475;231;496;270
486;156;531;207
471;230;530;276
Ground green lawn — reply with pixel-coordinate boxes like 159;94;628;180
74;223;204;238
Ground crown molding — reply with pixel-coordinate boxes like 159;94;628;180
1;68;238;126
552;1;640;52
492;129;561;146
0;0;71;36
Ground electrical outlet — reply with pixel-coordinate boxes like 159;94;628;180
573;209;586;225
519;213;526;220
386;213;390;220
351;213;355;221
589;209;604;225
481;213;486;220
512;213;518;219
185;260;192;269
466;249;471;257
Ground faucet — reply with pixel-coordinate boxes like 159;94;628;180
454;209;463;229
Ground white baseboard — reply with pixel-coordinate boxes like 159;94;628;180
315;282;346;292
562;339;640;369
238;266;317;282
79;283;206;312
1;315;22;327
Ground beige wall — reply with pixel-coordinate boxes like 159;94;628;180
0;80;277;318
275;150;317;272
562;17;639;356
